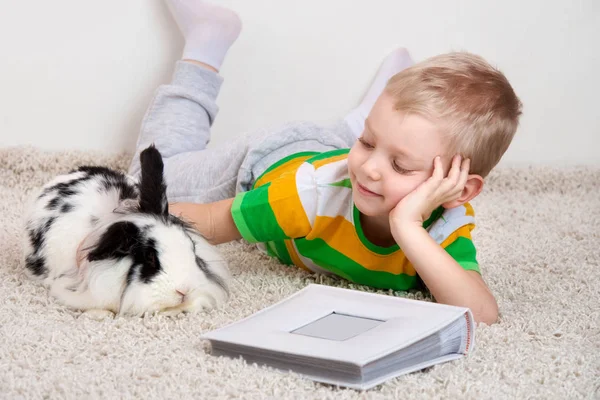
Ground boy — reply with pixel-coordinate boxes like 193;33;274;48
130;1;522;325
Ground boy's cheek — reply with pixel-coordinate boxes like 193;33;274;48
390;176;426;200
400;173;432;197
410;171;431;186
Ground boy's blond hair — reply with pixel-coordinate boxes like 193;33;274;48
385;52;522;177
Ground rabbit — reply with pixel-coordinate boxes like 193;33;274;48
22;144;230;316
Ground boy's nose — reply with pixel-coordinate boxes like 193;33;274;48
362;160;382;181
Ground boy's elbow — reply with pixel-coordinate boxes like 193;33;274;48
474;299;499;325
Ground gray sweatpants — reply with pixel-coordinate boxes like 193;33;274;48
129;61;357;203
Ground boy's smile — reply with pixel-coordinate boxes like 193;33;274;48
347;93;448;231
355;182;381;197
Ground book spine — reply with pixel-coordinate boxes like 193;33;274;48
463;311;475;354
465;313;471;353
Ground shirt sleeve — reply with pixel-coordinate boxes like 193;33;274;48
443;225;480;274
230;169;313;243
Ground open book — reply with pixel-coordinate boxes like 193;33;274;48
202;284;475;390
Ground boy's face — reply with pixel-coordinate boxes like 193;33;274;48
347;93;448;217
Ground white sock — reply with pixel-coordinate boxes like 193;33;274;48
166;0;242;71
344;48;414;138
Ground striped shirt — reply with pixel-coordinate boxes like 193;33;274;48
231;149;479;291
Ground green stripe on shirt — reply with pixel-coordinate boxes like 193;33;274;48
304;148;349;165
231;193;257;243
232;183;289;243
295;237;418;291
444;236;480;274
329;178;352;188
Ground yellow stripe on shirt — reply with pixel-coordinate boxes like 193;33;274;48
440;224;475;248
307;215;417;276
464;203;475;217
312;153;349;170
267;172;312;239
254;155;314;189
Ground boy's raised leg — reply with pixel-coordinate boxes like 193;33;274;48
128;1;247;204
343;48;414;138
129;1;242;181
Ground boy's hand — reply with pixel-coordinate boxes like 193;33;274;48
387;155;498;324
390;155;470;228
168;199;241;245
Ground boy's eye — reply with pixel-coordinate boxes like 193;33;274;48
393;162;412;174
358;137;374;149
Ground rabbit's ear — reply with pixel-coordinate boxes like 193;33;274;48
138;144;169;216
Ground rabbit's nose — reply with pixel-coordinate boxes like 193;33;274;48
176;289;187;300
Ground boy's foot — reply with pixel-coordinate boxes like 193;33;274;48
166;0;242;71
344;48;414;138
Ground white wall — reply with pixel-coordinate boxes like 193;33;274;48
1;0;598;165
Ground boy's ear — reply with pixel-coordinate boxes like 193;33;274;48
442;174;484;209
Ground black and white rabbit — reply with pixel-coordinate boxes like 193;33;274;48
22;145;230;316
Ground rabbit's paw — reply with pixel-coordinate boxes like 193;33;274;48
81;309;115;320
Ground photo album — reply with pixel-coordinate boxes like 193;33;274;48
202;284;475;390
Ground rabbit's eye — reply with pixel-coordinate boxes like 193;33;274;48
138;242;162;284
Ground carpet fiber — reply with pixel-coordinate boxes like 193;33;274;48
1;146;598;399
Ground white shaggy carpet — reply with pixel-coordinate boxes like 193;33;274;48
1;146;598;399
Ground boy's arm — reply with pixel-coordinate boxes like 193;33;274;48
169;198;241;245
392;224;498;325
170;169;315;246
390;155;498;325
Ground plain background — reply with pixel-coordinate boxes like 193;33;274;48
0;0;598;165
